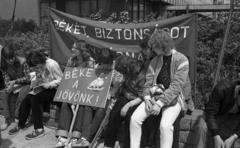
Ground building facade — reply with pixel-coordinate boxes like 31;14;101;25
0;0;229;27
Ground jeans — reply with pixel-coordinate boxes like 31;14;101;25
104;96;129;147
124;105;159;148
130;101;181;148
3;85;31;123
56;103;84;139
193;116;208;148
81;106;107;141
18;89;56;129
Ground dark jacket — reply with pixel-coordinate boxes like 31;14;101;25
205;78;240;137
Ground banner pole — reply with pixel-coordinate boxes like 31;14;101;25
64;104;79;148
212;0;235;90
194;13;198;106
48;7;52;58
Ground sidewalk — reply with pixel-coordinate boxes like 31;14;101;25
0;115;107;148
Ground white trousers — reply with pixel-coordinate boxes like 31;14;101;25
130;101;181;148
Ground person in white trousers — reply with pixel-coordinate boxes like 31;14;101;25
130;29;191;148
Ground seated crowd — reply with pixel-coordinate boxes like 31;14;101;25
0;30;196;148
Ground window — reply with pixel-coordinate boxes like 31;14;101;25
81;0;90;17
139;0;144;19
66;1;80;16
40;1;56;27
91;0;98;14
133;1;138;20
98;0;110;18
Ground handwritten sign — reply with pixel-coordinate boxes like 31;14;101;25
54;67;113;108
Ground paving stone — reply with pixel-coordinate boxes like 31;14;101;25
179;131;195;144
180;115;191;131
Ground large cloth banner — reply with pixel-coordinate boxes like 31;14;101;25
49;8;197;82
53;67;113;108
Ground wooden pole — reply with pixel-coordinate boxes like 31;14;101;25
5;0;16;38
212;0;235;89
64;104;79;148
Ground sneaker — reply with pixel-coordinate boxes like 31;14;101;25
25;129;45;140
53;136;67;148
8;125;24;135
72;138;90;148
67;138;78;148
1;122;11;131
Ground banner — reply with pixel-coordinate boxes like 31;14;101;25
53;67;113;108
49;8;197;82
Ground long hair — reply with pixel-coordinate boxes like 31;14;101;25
148;29;175;54
74;40;91;62
1;44;20;71
115;55;138;75
97;48;114;65
26;50;47;67
139;36;150;49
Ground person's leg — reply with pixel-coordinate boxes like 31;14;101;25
54;103;73;147
15;85;31;119
29;89;56;130
2;91;10;120
8;94;32;135
81;106;93;141
172;111;184;148
56;103;73;138
159;102;181;148
10;93;18;119
104;96;129;147
25;89;56;140
1;92;15;130
130;101;151;148
143;115;159;147
89;107;106;141
123;104;139;148
193;115;208;148
72;105;84;139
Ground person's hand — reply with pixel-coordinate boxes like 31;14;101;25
224;134;237;148
214;135;224;148
150;86;157;95
145;99;153;112
41;83;51;89
151;104;161;115
6;80;15;91
121;102;132;117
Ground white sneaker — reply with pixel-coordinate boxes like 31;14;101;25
67;138;78;148
53;136;67;148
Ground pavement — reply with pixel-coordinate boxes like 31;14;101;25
0;115;110;148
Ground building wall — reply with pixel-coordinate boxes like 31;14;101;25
0;0;39;25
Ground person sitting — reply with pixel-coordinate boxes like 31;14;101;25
102;54;152;148
73;48;124;147
0;44;32;131
194;78;240;148
54;40;95;148
130;29;191;148
8;49;63;140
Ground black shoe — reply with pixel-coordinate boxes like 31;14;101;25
25;129;45;140
8;125;25;135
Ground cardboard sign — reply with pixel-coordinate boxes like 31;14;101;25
54;67;113;108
